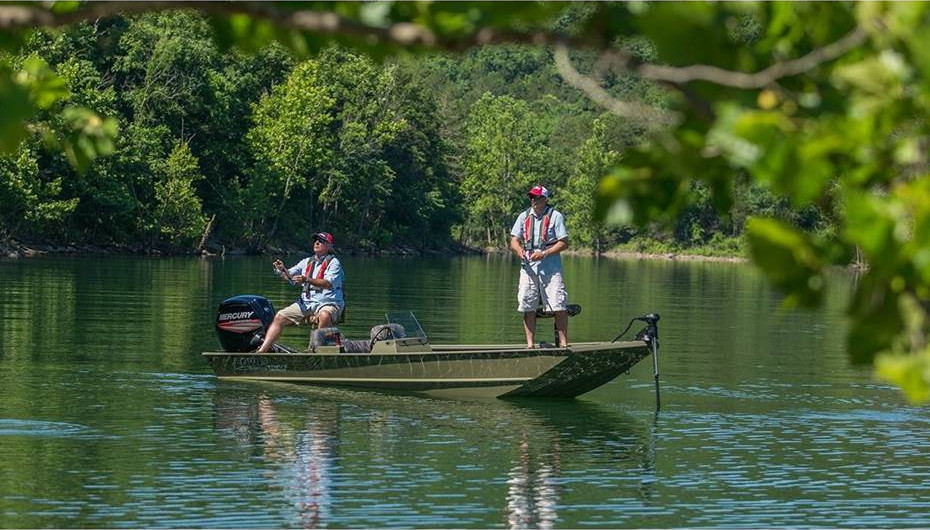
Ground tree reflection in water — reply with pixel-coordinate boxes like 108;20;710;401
212;384;655;528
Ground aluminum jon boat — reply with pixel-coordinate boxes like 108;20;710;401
202;295;661;399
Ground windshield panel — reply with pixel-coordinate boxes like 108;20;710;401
385;311;427;339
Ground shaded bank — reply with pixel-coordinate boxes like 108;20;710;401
3;237;746;263
0;237;478;259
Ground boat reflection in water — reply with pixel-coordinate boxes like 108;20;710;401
212;384;656;528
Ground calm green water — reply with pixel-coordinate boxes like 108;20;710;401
1;254;928;528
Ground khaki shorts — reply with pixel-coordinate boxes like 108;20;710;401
278;302;342;326
517;269;568;313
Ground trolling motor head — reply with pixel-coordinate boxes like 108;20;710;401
634;312;659;343
611;312;660;343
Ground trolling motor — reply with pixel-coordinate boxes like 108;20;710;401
612;313;662;410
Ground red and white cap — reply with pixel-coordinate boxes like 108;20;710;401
527;185;550;199
314;232;334;245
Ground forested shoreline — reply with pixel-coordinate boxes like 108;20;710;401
1;9;828;258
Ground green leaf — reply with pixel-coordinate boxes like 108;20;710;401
842;190;898;267
53;106;119;172
845;273;907;365
900;19;930;93
595;162;689;228
49;1;82;14
19;56;69;109
875;348;930;403
746;217;824;308
727;109;835;206
0;69;34;153
847;302;904;365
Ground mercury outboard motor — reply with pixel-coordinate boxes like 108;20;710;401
215;295;276;352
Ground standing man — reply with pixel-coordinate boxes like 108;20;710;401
509;185;570;348
257;232;345;353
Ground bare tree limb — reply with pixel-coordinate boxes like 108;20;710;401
553;45;677;128
637;27;869;89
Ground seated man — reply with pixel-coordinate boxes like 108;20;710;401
256;232;345;353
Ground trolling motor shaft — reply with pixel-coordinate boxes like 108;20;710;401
612;313;661;410
634;313;661;410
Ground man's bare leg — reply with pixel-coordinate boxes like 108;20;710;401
555;310;568;347
257;312;291;353
317;308;334;329
522;311;537;348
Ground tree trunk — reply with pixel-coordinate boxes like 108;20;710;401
197;214;216;252
853;245;869;271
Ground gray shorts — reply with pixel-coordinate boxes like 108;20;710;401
279;302;342;326
517;269;568;313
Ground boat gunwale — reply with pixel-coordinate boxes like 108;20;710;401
201;340;647;357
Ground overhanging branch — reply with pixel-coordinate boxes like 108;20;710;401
553;45;677;128
636;27;869;89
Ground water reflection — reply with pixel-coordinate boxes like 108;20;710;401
501;400;656;529
212;384;654;528
215;390;338;528
506;431;561;529
258;394;337;528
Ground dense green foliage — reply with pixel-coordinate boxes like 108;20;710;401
3;2;930;401
0;9;790;255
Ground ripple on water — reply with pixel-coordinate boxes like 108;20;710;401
0;419;105;439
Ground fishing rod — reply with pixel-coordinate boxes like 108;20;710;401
273;258;295;284
523;251;566;346
521;251;553;313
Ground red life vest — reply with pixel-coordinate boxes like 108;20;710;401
523;206;551;250
305;254;334;281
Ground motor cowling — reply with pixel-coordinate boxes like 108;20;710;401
215;295;276;352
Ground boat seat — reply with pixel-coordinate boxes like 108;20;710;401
535;303;582;318
342;339;371;353
370;323;406;341
309;326;343;352
309;324;407;353
364;324;407;352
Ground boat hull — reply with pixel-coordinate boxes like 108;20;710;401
202;341;651;398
